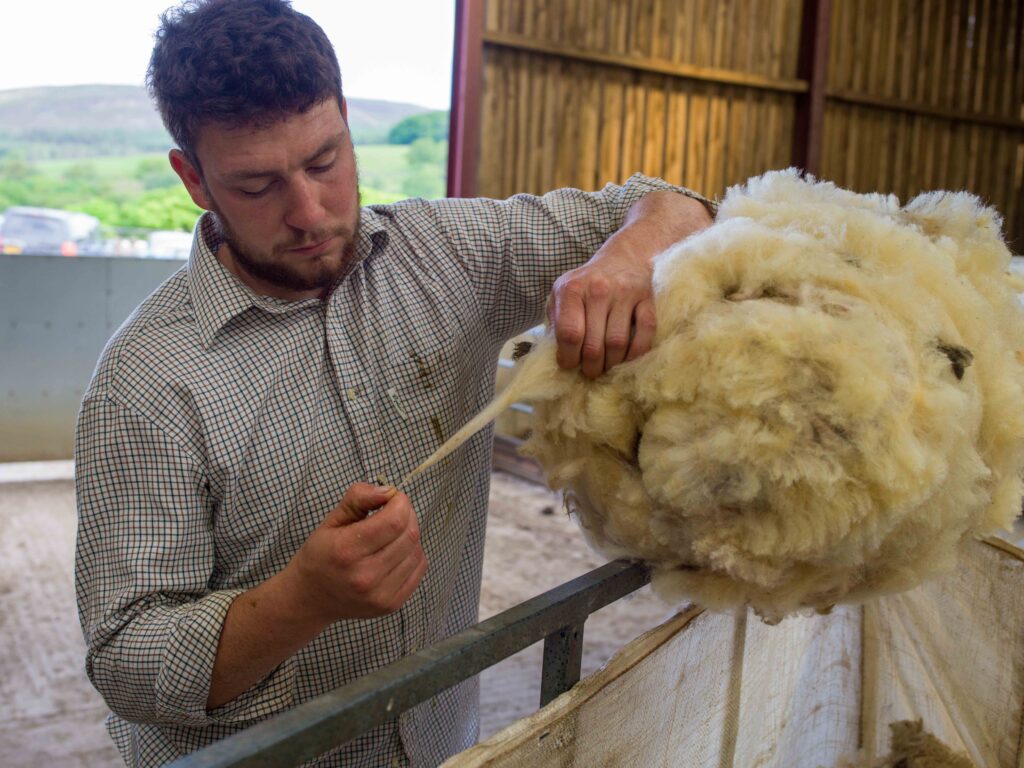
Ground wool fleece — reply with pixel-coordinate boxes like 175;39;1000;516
408;170;1024;622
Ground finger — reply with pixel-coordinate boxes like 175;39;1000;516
373;544;428;609
327;483;397;527
344;492;418;555
580;283;611;379
392;552;429;604
625;299;657;362
552;285;586;370
603;300;635;371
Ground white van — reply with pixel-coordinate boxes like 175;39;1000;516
0;206;103;256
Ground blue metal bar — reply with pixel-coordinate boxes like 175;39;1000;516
169;559;650;768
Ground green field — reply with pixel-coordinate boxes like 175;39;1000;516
30;144;437;208
1;142;446;231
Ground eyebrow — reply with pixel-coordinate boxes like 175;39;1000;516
224;134;343;183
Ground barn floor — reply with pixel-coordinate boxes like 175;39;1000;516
0;463;667;766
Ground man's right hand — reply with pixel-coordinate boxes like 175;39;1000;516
282;483;428;623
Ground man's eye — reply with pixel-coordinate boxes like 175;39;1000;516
240;185;271;198
310;160;335;174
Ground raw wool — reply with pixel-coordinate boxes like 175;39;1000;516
407;169;1024;622
842;720;978;768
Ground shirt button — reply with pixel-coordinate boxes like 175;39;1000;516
346;386;360;401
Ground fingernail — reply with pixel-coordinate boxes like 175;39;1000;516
374;485;395;494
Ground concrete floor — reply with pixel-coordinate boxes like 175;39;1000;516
0;463;666;766
0;464;122;767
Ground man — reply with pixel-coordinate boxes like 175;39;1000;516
74;1;714;766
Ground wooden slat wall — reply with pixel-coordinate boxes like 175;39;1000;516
822;0;1024;247
479;0;802;201
474;0;1024;247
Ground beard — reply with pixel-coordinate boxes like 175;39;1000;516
207;194;362;295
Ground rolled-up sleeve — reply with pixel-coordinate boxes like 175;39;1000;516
430;173;714;344
74;394;295;728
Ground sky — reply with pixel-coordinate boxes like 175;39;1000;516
0;1;456;110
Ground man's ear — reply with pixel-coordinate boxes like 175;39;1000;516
340;97;348;124
169;149;212;210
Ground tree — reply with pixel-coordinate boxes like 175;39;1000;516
387;111;449;145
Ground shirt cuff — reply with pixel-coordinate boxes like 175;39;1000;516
154;589;296;726
616;172;718;220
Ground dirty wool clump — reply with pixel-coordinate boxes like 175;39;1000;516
408;169;1024;622
841;720;977;768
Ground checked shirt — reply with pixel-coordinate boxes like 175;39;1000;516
74;175;706;767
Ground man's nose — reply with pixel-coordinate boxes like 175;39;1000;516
284;177;327;232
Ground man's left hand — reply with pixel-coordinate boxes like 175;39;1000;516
547;191;714;378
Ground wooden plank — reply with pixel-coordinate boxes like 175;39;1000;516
598;70;627;183
621;74;647;180
481;31;809;93
514;52;531;191
554;62;578;188
825;90;1024;131
693;0;713;68
710;0;730;70
579;66;603;189
671;0;695;65
998;0;1020;115
529;56;550;191
706;85;728;194
544;58;569;189
664;80;690;183
642;76;668;177
652;0;673;61
478;54;503;197
687;82;710;193
631;0;655;57
610;0;630;55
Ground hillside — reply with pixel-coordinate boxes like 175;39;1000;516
0;84;435;159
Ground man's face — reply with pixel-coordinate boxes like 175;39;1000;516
171;98;361;300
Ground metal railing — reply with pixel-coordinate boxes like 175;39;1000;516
170;559;651;768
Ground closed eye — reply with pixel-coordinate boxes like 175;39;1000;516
240;185;272;198
309;160;336;174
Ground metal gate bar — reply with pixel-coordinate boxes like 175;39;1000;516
170;559;651;768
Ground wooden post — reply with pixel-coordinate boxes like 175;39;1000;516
791;0;833;175
447;0;486;198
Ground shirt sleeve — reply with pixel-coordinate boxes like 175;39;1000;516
74;394;296;728
428;173;714;346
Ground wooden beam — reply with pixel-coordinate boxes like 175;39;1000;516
827;89;1024;133
447;0;486;198
482;30;809;95
791;0;833;174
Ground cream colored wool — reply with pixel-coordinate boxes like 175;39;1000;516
407;169;1024;622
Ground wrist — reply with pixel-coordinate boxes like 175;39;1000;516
264;565;334;637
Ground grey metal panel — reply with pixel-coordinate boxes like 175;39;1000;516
0;253;185;461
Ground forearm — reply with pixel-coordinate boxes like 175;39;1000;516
597;190;714;267
207;568;329;710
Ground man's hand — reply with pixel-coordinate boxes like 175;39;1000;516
206;483;427;709
283;483;428;622
547;191;713;378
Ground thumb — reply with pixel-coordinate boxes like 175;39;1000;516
327;483;397;526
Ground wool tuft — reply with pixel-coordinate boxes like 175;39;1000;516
407;170;1024;622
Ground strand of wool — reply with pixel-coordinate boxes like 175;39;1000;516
406;169;1024;622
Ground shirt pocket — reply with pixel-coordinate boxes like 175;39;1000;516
382;328;461;468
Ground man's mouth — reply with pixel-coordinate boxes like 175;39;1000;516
287;236;337;257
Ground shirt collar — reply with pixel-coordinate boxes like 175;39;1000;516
187;208;391;349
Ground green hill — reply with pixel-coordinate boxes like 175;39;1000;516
0;84;435;159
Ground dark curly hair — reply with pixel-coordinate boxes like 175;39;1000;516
146;0;343;168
